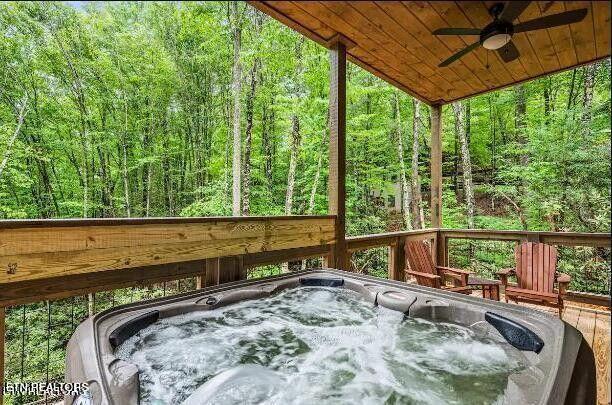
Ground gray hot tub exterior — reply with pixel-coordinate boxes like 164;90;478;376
64;269;596;405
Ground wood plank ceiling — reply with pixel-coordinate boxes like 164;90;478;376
249;1;611;105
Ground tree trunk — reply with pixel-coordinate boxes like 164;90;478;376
230;1;242;216
122;96;131;217
488;95;496;210
410;98;424;229
567;68;577;111
284;38;304;216
0;96;27;181
393;91;412;230
308;112;328;214
543;79;551;124
453;102;475;230
285;115;300;214
262;104;275;196
242;62;257;215
514;84;528;165
581;63;596;131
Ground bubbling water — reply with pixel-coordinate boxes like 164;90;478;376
115;287;529;404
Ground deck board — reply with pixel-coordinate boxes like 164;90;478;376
593;312;611;405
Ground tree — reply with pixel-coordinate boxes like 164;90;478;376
452;101;475;229
393;91;412;230
230;1;243;216
411;98;424;229
284;38;304;215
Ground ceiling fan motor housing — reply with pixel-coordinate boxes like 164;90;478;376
480;21;514;50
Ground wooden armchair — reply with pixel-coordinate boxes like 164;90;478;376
404;240;500;299
497;242;571;316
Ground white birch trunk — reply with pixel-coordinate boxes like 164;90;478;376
0;96;27;181
394;92;412;230
410;98;424;229
453;102;475;229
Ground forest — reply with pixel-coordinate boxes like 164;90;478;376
0;2;610;403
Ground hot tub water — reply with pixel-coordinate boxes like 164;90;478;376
115;286;531;404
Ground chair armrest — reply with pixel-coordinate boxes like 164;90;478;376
496;268;515;286
405;270;440;280
436;266;471;287
556;272;571;296
436;266;473;275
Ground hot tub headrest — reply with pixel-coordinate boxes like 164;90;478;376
299;277;344;287
485;311;544;353
109;310;159;349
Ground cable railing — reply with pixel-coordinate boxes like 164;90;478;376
6;258;330;405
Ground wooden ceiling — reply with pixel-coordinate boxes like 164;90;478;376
249;1;611;105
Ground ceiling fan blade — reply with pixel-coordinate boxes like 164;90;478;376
514;9;588;32
432;28;481;36
439;41;481;67
499;1;531;22
497;41;520;63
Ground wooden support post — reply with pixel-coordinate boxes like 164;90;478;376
0;306;4;404
204;256;246;287
204;257;220;287
213;256;245;285
430;104;443;228
388;237;406;281
436;231;448;267
196;261;207;289
328;39;348;270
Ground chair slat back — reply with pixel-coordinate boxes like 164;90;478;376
405;240;437;287
514;242;557;293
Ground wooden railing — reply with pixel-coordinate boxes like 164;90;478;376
0;215;337;403
347;228;610;306
3;219;607;308
0;218;610;403
346;229;438;281
438;229;611;306
0;216;335;306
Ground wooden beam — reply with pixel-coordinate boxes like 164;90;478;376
430;104;443;228
328;40;348;270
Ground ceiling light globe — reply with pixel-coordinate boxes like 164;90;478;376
482;33;512;50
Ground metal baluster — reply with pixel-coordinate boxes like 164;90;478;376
46;301;51;385
20;306;25;402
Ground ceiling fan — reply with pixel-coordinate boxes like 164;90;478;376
433;1;588;67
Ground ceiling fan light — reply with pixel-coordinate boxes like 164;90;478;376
482;33;512;50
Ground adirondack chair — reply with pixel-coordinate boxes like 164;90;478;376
497;242;571;316
404;240;500;299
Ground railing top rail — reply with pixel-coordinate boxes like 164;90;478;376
346;228;437;242
439;228;611;247
439;228;610;238
0;215;336;229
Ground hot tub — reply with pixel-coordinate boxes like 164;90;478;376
65;269;596;405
